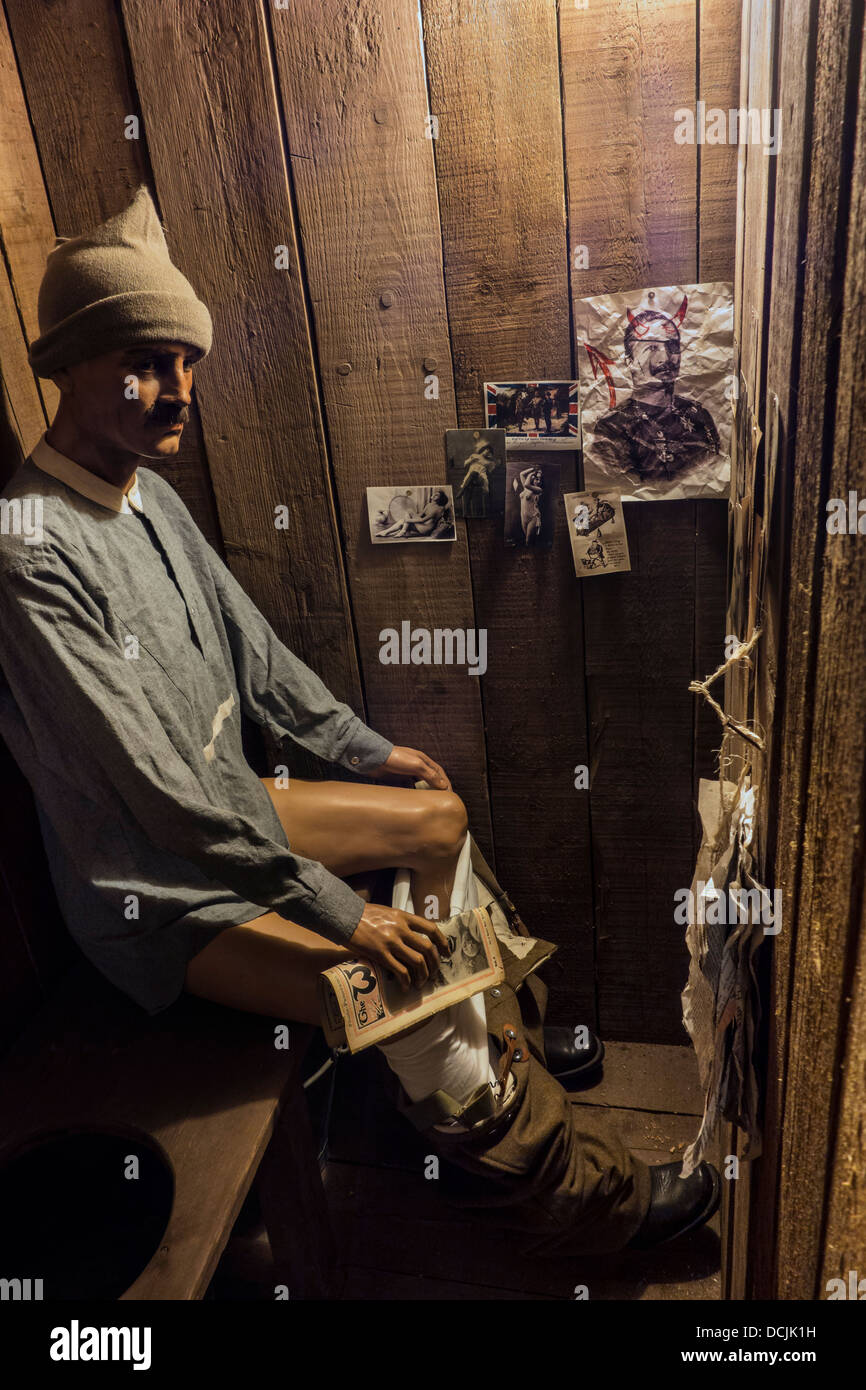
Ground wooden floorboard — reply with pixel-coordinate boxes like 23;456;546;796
211;1040;719;1300
569;1042;703;1116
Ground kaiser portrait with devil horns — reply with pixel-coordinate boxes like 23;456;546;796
580;287;731;499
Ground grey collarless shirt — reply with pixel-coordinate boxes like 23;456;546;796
0;441;394;1013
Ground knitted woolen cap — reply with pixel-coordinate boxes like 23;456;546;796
28;185;213;378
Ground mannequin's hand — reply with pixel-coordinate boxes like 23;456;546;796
349;904;450;992
369;745;452;791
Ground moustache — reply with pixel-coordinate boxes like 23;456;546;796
145;403;190;426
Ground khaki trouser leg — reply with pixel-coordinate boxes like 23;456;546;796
401;971;653;1256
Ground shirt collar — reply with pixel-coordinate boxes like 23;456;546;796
31;434;144;515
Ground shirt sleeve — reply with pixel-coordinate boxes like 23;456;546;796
201;529;394;776
0;553;369;944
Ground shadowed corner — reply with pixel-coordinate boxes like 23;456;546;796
0;374;25;493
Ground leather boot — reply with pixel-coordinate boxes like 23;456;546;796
626;1159;721;1248
543;1025;604;1086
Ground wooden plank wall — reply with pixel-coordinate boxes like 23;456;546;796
560;0;734;1040
764;0;866;1302
721;0;866;1299
419;0;593;1020
0;0;738;1042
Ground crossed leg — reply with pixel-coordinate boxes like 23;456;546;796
183;778;468;1025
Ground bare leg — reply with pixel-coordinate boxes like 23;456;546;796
183;778;468;1024
263;777;467;927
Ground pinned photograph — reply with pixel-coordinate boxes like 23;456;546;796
484;380;579;448
564;490;631;578
576;283;733;501
367;486;456;543
445;428;507;518
504;458;561;547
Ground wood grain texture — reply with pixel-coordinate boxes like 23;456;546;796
737;0;776;409
119;0;368;749
745;0;816;1302
695;0;741;819
561;0;706;1043
2;0;223;548
719;0;776;1302
0;2;57;428
732;0;752;365
818;33;866;1282
0;248;44;471
268;0;492;837
561;0;698;295
698;0;743;281
418;0;593;1022
770;0;864;1300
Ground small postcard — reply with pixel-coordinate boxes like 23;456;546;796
445;428;507;518
563;490;631;577
367;485;456;543
504;458;561;548
484;380;579;448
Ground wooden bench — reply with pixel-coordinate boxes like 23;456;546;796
0;730;394;1302
0;957;336;1300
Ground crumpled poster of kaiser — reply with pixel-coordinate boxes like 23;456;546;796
576;283;733;501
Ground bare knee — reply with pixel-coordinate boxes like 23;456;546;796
406;791;469;863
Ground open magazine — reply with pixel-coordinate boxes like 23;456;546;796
319;904;504;1052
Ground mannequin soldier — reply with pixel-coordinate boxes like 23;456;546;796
0;187;720;1259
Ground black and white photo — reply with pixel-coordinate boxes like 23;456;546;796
445;428;507;518
367;485;456;543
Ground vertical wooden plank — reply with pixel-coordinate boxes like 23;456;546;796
719;0;775;1303
269;0;492;841
822;917;866;1291
0;2;50;470
695;0;741;796
745;0;817;1301
0;255;44;473
732;0;753;368
770;0;865;1299
561;0;700;1043
721;0;752;811
3;0;223;549
0;2;58;427
817;11;866;1290
118;0;370;744
738;0;776;410
258;1077;337;1299
698;0;743;281
418;0;593;1022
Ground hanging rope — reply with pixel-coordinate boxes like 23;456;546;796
688;626;766;752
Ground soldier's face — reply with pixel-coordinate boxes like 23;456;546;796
52;341;201;459
628;338;680;386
